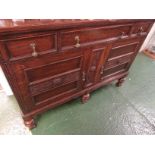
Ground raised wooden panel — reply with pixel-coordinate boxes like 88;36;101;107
34;82;78;105
29;69;80;96
108;42;139;58
60;24;132;49
102;63;128;78
85;47;105;87
4;33;57;60
25;56;81;82
105;53;133;70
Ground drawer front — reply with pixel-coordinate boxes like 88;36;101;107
132;22;153;34
104;53;133;70
60;24;132;49
3;32;57;60
11;51;84;112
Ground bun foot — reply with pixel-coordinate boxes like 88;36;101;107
116;77;125;87
23;117;36;129
82;93;90;103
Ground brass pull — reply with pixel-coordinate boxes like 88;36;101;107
82;72;86;81
100;65;104;75
30;43;38;57
121;32;125;38
75;36;80;48
139;27;144;34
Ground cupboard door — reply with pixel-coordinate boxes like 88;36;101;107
100;38;143;80
83;46;109;87
9;51;84;113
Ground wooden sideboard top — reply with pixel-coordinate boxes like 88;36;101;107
0;19;154;34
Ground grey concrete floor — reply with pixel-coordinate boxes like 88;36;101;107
0;91;31;135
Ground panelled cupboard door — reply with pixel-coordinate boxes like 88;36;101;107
9;50;84;113
100;38;144;80
83;45;109;87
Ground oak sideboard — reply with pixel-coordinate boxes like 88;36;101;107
0;19;154;129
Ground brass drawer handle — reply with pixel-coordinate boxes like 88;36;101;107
100;65;104;75
82;72;86;81
139;27;144;34
75;36;81;48
121;32;125;38
30;43;38;57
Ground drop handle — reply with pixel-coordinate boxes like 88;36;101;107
139;27;144;34
82;72;86;81
30;43;38;57
74;36;81;48
120;32;125;38
100;65;104;75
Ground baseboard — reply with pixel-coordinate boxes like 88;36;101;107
143;49;155;60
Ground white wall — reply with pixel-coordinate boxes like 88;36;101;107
0;67;13;96
140;23;155;51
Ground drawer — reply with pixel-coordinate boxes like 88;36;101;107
105;53;132;70
132;22;153;34
60;24;132;49
4;32;57;60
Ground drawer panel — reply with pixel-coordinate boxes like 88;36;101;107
105;53;132;70
103;63;128;77
4;33;57;59
60;24;132;49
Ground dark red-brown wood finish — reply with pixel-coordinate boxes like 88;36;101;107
0;19;154;129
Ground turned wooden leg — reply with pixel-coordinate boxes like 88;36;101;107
23;117;36;129
82;93;90;103
116;77;125;87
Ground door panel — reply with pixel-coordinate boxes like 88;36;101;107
103;63;128;77
25;56;81;83
34;81;78;105
100;38;143;80
10;51;84;112
83;45;109;87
